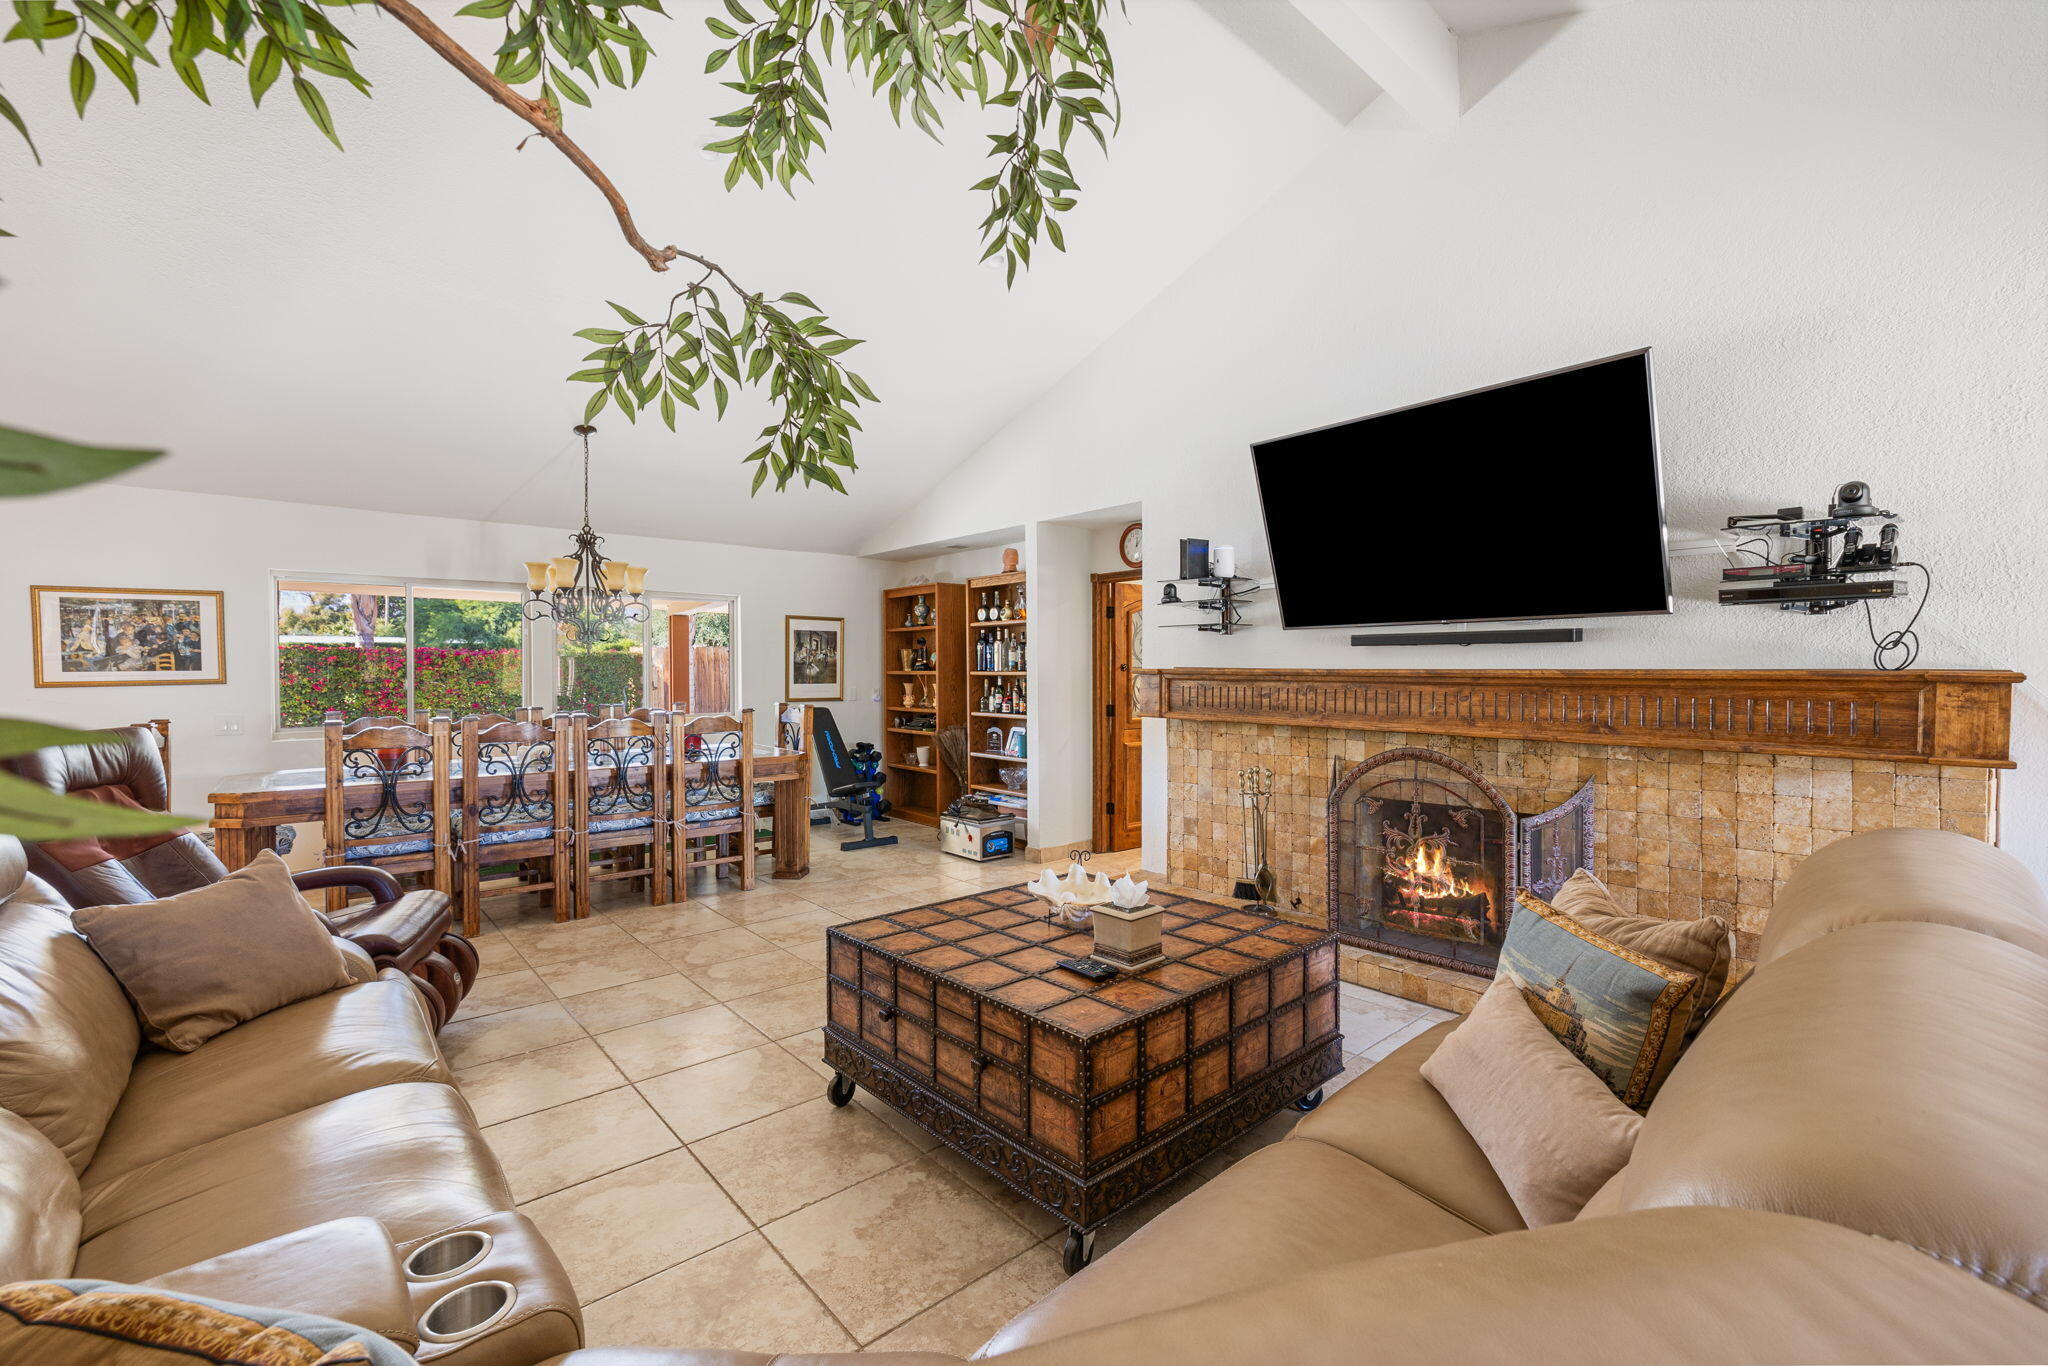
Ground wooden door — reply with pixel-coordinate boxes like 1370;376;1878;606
1093;573;1144;852
666;613;693;710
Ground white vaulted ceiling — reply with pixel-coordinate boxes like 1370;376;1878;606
0;0;1611;552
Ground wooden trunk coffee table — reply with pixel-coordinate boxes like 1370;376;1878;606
822;885;1342;1273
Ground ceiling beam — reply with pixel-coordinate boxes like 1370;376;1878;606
1290;0;1461;131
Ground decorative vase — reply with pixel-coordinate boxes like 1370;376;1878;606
1002;547;1020;573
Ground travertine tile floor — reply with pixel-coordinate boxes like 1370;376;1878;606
448;824;1453;1355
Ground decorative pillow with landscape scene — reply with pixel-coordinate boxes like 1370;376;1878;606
1548;867;1734;1038
1499;891;1704;1109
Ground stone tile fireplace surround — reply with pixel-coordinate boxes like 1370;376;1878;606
1137;668;2021;1015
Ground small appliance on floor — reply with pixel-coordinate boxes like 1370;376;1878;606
939;808;1017;862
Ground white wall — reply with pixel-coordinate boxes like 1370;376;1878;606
1025;522;1096;851
867;0;2048;880
0;484;893;819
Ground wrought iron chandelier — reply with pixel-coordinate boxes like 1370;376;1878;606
522;424;650;641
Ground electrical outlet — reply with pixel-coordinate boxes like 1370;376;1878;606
871;689;881;702
214;715;243;737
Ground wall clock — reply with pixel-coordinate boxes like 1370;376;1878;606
1118;521;1143;569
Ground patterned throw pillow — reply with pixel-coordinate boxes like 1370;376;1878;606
1499;891;1705;1108
0;1280;413;1366
1549;868;1734;1038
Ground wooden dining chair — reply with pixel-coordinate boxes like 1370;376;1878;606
754;702;812;860
572;710;670;917
456;713;575;932
672;709;755;900
321;712;455;914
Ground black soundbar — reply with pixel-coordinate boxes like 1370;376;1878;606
1350;628;1584;647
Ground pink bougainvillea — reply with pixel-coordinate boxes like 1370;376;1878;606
278;645;643;726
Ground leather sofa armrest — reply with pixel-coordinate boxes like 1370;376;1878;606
979;1208;2048;1365
297;864;407;905
324;889;455;971
143;1216;419;1353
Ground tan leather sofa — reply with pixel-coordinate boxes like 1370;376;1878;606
7;827;2048;1364
0;836;581;1364
524;828;2048;1365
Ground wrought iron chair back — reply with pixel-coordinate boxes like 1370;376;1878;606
572;710;672;914
320;711;454;914
456;713;575;930
672;708;754;900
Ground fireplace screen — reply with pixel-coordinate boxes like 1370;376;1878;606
1329;747;1593;975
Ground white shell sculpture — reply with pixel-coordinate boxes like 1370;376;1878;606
1027;864;1112;923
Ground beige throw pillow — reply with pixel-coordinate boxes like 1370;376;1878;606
1421;977;1644;1227
73;852;350;1053
1550;868;1734;1034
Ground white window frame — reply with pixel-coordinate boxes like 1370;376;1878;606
272;572;739;737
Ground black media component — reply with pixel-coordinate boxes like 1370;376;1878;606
1178;537;1211;581
1722;480;1904;616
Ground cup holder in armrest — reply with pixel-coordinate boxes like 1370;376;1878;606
405;1229;494;1282
419;1280;516;1343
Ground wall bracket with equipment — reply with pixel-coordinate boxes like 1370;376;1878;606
1719;480;1932;669
1156;575;1261;634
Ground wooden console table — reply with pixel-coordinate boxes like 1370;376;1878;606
822;885;1341;1272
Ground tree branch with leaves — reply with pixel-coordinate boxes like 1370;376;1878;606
1;0;1125;491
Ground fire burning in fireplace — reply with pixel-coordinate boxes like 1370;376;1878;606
1328;746;1594;975
1388;839;1482;906
1381;832;1494;944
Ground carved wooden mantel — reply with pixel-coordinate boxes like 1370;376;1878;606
1131;668;2024;768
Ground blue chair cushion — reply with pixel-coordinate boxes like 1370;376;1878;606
477;826;549;848
684;805;742;824
589;815;656;834
345;838;433;860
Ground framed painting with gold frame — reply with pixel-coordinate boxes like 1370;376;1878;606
31;585;226;687
785;614;845;702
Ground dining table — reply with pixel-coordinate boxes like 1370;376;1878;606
206;744;813;880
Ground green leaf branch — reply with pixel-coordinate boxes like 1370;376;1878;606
2;0;1126;487
571;265;871;494
704;0;1120;283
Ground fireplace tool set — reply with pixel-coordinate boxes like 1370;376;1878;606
1233;765;1281;916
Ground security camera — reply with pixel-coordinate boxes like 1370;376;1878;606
1829;481;1879;518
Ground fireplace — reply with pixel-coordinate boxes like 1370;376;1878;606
1328;747;1593;975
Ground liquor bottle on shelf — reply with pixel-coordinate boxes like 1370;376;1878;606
1016;585;1026;619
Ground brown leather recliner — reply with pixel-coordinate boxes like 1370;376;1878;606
3;725;477;1030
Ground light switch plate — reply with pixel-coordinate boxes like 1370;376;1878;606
214;715;243;736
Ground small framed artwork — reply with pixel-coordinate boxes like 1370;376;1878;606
785;614;845;702
31;585;226;687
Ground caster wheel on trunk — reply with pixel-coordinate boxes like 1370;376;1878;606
1290;1088;1325;1113
1060;1229;1096;1275
827;1072;856;1107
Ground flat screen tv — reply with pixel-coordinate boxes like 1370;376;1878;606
1251;349;1671;630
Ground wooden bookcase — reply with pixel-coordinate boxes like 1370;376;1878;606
882;582;965;827
964;569;1028;820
